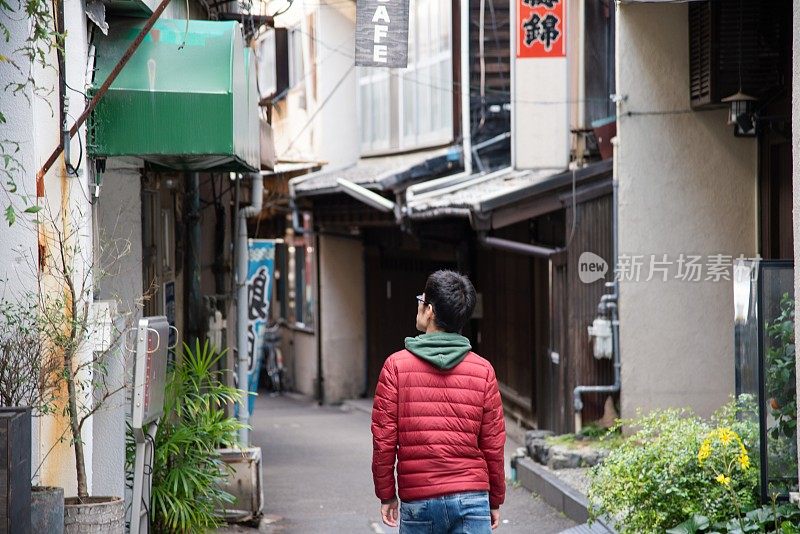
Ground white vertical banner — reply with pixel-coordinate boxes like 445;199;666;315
513;0;570;169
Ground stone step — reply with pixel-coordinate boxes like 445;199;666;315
561;522;615;534
515;457;616;533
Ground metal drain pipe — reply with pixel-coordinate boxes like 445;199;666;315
573;154;621;432
477;233;562;258
236;173;264;445
573;281;620;432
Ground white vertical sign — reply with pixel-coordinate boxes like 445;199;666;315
513;0;570;169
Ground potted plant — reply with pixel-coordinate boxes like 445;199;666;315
0;294;64;532
127;340;245;533
32;209;140;533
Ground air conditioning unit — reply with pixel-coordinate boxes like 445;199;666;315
688;1;788;110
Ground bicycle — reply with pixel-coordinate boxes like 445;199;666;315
261;322;284;394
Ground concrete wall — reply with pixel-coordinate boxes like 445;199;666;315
271;3;359;169
314;5;359;169
3;0;97;496
93;160;144;497
287;330;318;397
320;235;366;402
616;3;757;419
0;11;38;293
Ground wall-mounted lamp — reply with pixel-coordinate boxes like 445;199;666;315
721;91;757;137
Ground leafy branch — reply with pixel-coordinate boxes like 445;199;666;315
0;0;64;224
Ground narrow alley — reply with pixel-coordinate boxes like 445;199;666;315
221;394;576;534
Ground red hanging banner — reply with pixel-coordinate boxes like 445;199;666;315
517;0;567;58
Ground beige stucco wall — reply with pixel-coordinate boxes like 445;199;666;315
287;329;318;397
271;3;359;169
320;234;367;403
616;3;757;419
315;4;359;169
92;161;144;498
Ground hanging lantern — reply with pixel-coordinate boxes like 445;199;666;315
721;91;758;137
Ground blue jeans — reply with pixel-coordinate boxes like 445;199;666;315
399;491;491;534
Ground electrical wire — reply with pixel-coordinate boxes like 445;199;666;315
273;1;693;160
269;30;352;102
63;82;87;178
178;0;189;50
565;168;577;249
65;80;88;100
142;432;156;529
65;112;83;178
486;0;506;88
272;0;294;17
295;24;694;117
621;109;696;117
293;25;611;107
479;0;486;106
280;64;355;157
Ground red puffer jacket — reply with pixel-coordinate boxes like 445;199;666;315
371;350;506;509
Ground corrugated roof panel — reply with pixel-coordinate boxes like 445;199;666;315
291;147;452;195
89;19;260;172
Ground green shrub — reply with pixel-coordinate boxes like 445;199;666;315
588;399;759;534
668;503;800;534
128;340;245;533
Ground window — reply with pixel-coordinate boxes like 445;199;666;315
288;27;305;89
271;23;312;104
293;237;315;327
288;26;307;109
358;0;453;154
256;29;277;100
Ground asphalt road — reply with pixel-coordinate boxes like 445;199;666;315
218;393;575;534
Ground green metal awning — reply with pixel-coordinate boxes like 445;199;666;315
89;18;260;172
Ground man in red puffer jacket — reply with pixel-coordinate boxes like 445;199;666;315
371;270;506;533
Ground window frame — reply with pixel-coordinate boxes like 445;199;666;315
358;0;455;156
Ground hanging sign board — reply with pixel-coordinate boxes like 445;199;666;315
355;0;410;68
517;0;567;58
513;0;569;169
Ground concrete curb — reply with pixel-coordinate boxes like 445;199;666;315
516;458;615;533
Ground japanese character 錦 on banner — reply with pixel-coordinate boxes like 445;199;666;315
518;0;566;58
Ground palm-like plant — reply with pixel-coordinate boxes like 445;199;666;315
129;340;245;533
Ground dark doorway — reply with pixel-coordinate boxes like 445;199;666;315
365;229;459;395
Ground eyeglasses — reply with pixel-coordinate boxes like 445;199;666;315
416;295;430;307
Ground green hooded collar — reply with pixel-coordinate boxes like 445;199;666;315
404;332;472;370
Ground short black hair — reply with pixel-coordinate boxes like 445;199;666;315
424;270;476;333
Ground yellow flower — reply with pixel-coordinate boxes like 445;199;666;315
716;474;731;486
738;451;750;470
718;427;733;445
698;441;712;464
